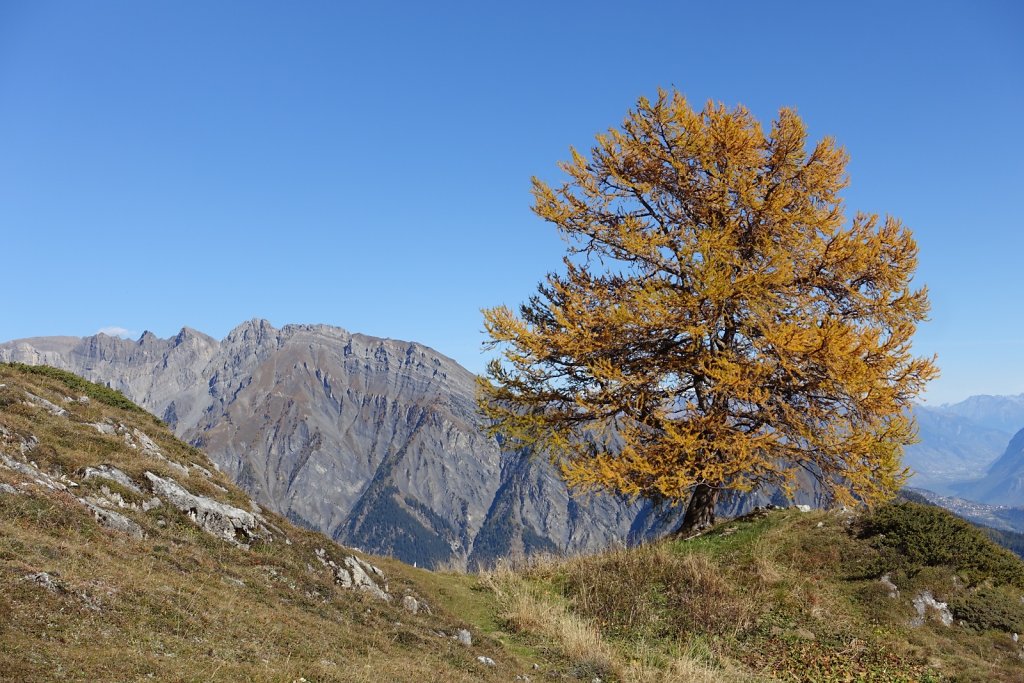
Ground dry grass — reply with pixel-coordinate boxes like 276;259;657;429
481;507;1024;682
483;562;759;683
0;365;540;682
535;544;765;640
5;363;1024;682
485;565;619;676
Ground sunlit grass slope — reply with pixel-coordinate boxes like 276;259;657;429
3;363;1024;682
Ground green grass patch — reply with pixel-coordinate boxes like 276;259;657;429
2;362;147;414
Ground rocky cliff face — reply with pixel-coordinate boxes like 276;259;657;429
3;320;684;568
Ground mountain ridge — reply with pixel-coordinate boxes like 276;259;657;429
0;320;689;568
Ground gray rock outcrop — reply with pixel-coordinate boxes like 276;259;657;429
82;465;141;493
144;471;264;546
314;547;390;600
83;500;145;540
24;391;68;417
910;590;953;627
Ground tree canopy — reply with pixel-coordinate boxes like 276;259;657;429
478;89;938;536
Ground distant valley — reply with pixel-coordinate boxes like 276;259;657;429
903;398;1024;496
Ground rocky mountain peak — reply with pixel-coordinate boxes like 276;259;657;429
0;320;780;567
225;317;279;345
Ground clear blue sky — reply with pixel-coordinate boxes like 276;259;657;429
1;1;1021;404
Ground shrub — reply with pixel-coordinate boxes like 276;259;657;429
856;502;1024;588
949;585;1024;633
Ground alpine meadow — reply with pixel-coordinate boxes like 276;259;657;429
479;90;939;537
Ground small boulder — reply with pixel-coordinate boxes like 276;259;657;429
911;590;953;627
22;571;64;593
83;500;145;540
314;548;391;601
343;556;390;601
89;422;117;436
879;573;900;599
476;656;496;667
455;629;472;646
402;595;420;614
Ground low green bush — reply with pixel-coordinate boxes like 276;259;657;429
950;585;1024;633
856;502;1024;588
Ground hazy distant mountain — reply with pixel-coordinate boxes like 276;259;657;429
937;394;1024;434
955;427;1024;506
2;321;700;567
902;405;1012;495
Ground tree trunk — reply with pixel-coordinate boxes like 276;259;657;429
673;482;720;538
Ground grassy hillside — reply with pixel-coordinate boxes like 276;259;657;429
3;363;1024;682
0;364;546;682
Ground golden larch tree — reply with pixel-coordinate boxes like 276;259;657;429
479;89;938;537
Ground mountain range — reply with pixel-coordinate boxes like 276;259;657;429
0;321;703;568
2;319;1017;566
902;405;1015;494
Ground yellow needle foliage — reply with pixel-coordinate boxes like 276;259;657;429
479;89;938;534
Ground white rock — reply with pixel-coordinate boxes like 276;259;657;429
793;504;812;513
18;434;38;455
314;548;391;601
455;629;472;646
0;454;64;490
23;391;67;417
22;571;64;593
879;573;900;599
911;590;953;627
121;428;190;474
82;500;144;540
89;422;117;436
190;463;215;479
344;556;390;600
82;465;141;493
144;471;263;546
402;595;420;614
476;656;496;667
